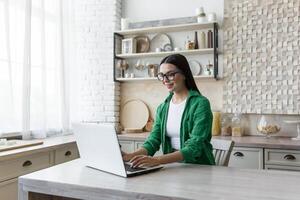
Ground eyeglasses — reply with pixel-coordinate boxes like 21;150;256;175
157;71;181;82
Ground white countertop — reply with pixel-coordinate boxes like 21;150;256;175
19;159;300;200
118;132;300;150
0;135;76;161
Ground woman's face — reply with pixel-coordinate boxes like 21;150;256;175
159;63;186;92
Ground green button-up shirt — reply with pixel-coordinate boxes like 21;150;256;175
142;90;215;165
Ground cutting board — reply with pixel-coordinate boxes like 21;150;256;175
0;140;44;152
120;99;149;131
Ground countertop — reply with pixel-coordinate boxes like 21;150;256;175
118;132;300;150
0;135;76;161
19;159;300;200
1;133;300;161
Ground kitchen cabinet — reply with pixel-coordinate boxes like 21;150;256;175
119;139;163;156
228;147;264;169
0;178;18;200
0;151;53;183
119;140;135;153
55;143;80;165
0;141;79;200
119;135;300;171
264;148;300;171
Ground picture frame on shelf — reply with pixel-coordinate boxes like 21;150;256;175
122;38;137;54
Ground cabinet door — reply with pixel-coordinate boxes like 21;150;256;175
135;141;144;150
119;141;135;153
55;143;80;165
229;147;264;169
135;142;163;156
0;178;18;200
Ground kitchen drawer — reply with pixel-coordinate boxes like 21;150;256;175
265;149;300;167
0;151;52;182
0;178;18;200
228;147;264;169
55;143;80;165
119;141;135;153
265;164;300;171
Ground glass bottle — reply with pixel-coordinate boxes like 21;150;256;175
221;114;232;136
231;113;243;137
194;31;199;49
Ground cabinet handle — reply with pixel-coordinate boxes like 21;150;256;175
233;152;244;157
284;154;296;161
22;160;32;167
65;151;72;157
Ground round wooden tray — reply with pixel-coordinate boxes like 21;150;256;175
120;99;149;130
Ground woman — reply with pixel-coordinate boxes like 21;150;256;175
123;54;215;168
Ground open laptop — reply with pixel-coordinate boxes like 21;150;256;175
73;123;163;177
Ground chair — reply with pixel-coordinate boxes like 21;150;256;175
211;139;234;166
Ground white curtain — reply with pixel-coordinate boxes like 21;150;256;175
0;0;73;138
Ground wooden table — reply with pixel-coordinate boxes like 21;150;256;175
19;159;300;200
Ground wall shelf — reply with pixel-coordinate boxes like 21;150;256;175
116;48;215;59
113;22;219;81
115;22;216;36
116;75;215;82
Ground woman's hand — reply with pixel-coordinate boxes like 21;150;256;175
130;155;161;168
122;151;134;162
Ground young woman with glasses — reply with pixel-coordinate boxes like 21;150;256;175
122;54;215;168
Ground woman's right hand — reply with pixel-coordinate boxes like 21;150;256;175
122;151;134;162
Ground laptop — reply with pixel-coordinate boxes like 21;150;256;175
73;123;163;177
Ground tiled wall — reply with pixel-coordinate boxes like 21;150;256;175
74;0;121;125
223;0;300;114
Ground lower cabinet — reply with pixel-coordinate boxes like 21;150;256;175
229;147;264;169
119;138;300;172
0;142;79;200
55;144;80;165
119;140;135;153
0;178;18;200
119;140;163;156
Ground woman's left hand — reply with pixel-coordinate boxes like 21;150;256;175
130;155;161;168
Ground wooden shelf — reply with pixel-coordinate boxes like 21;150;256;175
116;75;215;82
115;22;216;36
116;48;215;59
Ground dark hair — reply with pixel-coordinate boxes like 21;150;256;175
160;54;200;93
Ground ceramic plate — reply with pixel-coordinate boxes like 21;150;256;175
120;99;149;130
150;33;172;52
134;36;150;53
188;60;202;75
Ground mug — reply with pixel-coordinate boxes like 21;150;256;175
207;13;217;22
121;18;129;30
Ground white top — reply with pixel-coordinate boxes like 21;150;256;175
166;98;187;150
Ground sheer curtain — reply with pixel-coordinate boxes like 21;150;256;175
0;0;73;138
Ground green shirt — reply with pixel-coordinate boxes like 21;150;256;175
142;90;215;165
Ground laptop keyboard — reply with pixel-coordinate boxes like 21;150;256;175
124;163;146;172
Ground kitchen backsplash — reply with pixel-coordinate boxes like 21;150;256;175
223;0;300;114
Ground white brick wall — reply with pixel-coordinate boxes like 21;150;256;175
74;0;121;126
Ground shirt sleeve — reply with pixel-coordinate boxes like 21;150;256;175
180;98;213;163
142;104;163;156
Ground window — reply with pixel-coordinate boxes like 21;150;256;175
0;0;73;136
